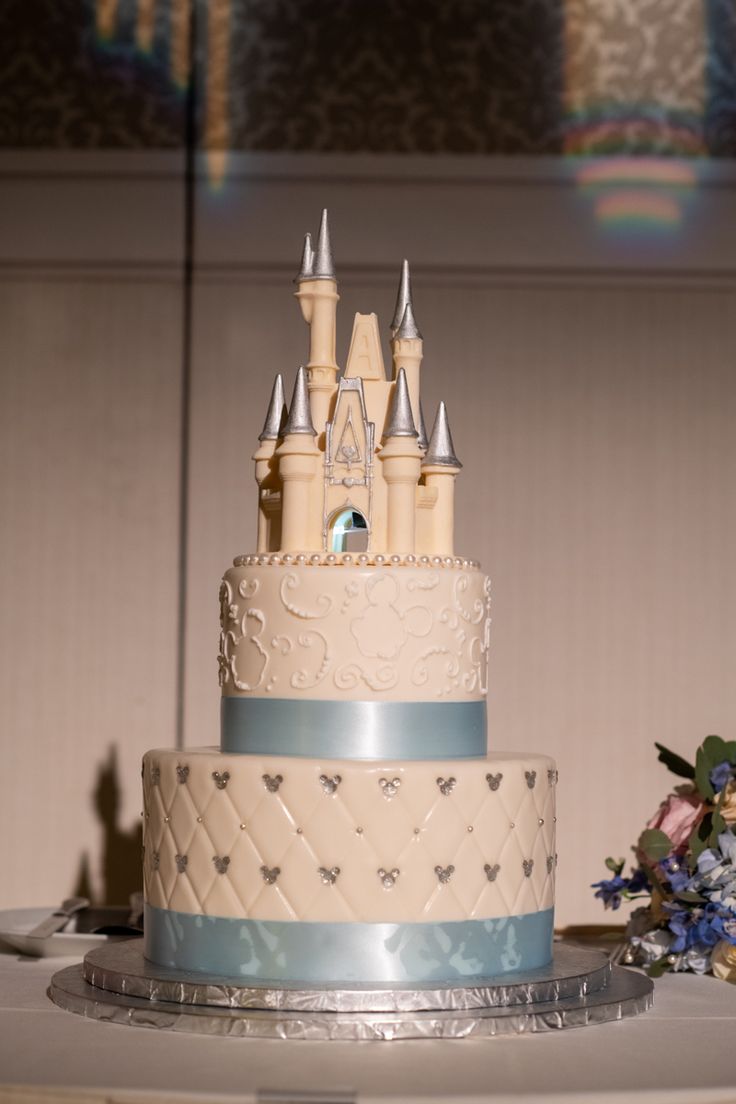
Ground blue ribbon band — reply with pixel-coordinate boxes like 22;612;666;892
220;698;487;759
144;903;554;984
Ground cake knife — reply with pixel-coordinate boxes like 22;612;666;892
25;896;89;940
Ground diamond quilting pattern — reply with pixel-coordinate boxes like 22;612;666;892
142;749;556;923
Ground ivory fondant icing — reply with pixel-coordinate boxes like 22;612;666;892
141;210;557;984
143;749;556;924
219;562;490;704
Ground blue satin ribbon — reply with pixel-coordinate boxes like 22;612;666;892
220;698;487;759
144;903;554;984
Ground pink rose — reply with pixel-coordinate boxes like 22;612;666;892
647;792;704;849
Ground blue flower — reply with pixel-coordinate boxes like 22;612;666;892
659;855;690;893
627;867;649;894
591;874;627;910
710;761;733;794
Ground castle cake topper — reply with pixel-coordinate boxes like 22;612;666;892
253;209;462;557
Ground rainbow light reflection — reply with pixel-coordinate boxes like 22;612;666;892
564;0;706;233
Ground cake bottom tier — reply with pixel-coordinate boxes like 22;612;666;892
142;748;557;984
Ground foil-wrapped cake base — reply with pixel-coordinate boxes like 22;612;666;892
49;939;653;1040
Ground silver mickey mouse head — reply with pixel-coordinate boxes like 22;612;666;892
436;776;456;796
484;862;500;882
525;770;537;789
263;773;283;793
548;768;558;785
523;859;534;877
435;864;455;884
212;770;230;790
260;865;281;885
377;867;400;889
175;854;188;873
546;855;555;874
176;765;190;784
379;777;401;798
485;772;503;791
319;774;342;795
151;765;160;786
212;855;230;874
318;866;340;885
151;851;160;872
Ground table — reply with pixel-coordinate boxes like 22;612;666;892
1;947;735;1104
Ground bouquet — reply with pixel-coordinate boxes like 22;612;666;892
592;735;736;980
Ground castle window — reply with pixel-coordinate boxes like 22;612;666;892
328;508;369;553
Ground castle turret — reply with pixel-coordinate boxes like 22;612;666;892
276;367;321;550
390;261;423;431
253;374;287;552
420;401;462;556
294;210;339;430
380;367;422;553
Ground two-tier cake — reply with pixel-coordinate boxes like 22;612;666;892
141;211;557;985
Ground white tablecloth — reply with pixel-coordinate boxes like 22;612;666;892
1;948;735;1104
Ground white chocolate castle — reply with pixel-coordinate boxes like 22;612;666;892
142;212;556;985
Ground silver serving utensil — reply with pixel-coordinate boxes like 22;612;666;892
25;896;90;940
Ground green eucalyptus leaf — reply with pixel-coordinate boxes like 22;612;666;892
724;741;736;765
695;747;715;800
647;956;673;978
702;735;728;763
605;857;625;875
655;742;695;779
674;890;704;904
689;815;711;863
709;808;726;847
638;828;673;862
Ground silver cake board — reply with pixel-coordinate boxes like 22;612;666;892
49;939;653;1040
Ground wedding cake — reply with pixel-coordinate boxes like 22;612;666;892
141;212;556;985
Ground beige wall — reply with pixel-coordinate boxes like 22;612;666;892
2;151;735;927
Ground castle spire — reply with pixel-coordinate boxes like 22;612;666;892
384;367;418;439
390;259;413;335
258;374;288;441
419;401;462;556
296;233;314;283
417;399;429;452
424;401;461;468
282;367;316;436
395;300;422;341
312;208;335;280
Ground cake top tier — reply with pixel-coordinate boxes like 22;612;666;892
253;210;464;559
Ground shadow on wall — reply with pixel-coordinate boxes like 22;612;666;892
74;746;142;905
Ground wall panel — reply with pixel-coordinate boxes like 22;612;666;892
0;154;184;910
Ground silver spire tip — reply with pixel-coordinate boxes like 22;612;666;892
384;367;418;439
423;401;461;468
282;366;316;436
312;208;336;280
417;399;429;452
295;232;314;283
258;374;288;441
390;258;413;335
395;300;422;341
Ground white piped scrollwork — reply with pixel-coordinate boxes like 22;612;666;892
334;663;399;692
290;631;331;689
280;573;333;619
221;563;488;701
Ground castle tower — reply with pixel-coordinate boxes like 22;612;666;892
390;261;423;431
420;401;462;555
276;367;321;551
294;210;339;431
253;373;287;552
380;367;422;553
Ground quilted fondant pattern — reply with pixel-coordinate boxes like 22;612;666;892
142;749;556;924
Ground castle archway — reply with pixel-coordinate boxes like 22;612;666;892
327;507;369;553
